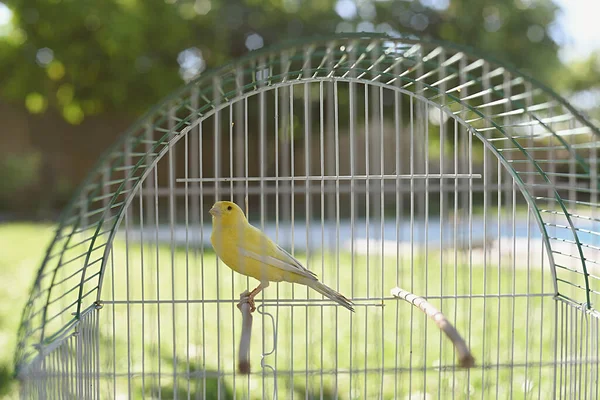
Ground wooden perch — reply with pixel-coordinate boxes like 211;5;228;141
390;287;475;368
237;290;254;374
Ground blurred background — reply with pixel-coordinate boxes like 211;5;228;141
1;0;599;397
1;0;600;221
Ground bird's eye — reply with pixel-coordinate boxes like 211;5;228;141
227;205;232;211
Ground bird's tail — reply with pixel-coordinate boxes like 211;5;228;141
307;280;355;312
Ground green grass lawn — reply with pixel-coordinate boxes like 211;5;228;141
1;222;584;399
96;231;564;399
0;223;56;399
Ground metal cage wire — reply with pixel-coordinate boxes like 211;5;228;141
16;33;600;399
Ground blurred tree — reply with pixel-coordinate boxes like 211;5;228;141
417;0;562;83
0;0;564;124
553;51;600;121
557;52;600;93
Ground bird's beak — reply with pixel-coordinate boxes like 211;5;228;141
209;206;220;217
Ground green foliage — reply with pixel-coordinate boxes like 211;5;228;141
0;151;41;210
428;0;561;83
0;151;40;194
554;51;600;120
0;150;74;216
0;0;564;124
554;51;600;94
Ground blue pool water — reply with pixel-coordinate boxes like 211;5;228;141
129;217;599;251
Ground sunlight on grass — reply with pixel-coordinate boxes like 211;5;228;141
0;223;56;398
96;235;561;399
3;223;587;399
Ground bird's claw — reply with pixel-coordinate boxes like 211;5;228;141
237;290;256;313
236;300;256;313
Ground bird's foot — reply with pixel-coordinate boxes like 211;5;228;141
248;297;256;313
237;290;256;313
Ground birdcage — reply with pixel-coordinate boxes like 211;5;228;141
15;33;600;399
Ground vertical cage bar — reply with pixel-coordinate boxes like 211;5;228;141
333;78;341;396
363;79;370;400
348;44;357;400
303;49;311;400
318;80;325;400
167;102;179;398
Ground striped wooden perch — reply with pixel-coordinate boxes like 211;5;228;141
391;287;475;368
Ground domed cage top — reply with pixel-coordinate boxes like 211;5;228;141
15;33;600;399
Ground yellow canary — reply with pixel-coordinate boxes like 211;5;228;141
209;201;354;312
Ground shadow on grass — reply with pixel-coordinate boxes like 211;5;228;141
294;382;339;400
0;364;15;397
147;376;233;400
139;356;234;400
135;353;343;399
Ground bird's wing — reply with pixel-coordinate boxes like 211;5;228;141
238;226;318;280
